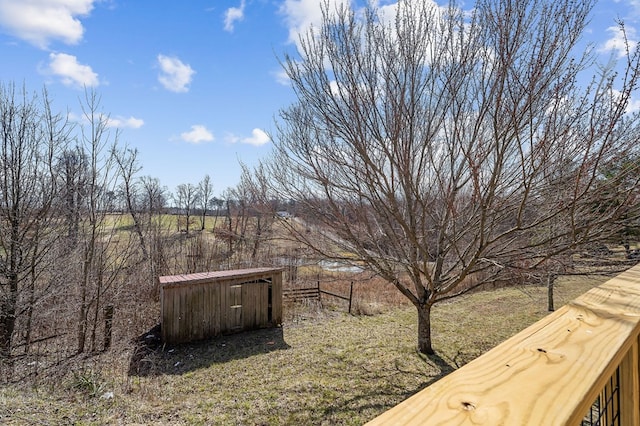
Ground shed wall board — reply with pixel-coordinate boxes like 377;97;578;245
160;268;283;344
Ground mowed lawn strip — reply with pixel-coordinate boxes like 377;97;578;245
0;274;608;425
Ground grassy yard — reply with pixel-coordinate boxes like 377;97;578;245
0;274;610;425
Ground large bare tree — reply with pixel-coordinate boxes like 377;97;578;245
73;90;134;353
266;0;640;354
0;84;69;359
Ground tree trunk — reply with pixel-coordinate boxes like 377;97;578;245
251;217;262;260
24;278;35;355
547;273;555;312
2;225;20;357
77;301;87;354
25;230;42;354
90;267;103;352
77;242;93;354
125;197;148;260
211;213;219;233
417;302;434;355
0;291;17;358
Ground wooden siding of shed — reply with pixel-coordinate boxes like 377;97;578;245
160;269;282;345
271;273;283;325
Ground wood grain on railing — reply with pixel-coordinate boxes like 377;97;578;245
366;265;640;425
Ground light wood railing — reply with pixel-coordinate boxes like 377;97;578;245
367;264;640;425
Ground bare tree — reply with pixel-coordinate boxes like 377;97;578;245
0;84;69;359
265;0;640;354
198;174;214;231
114;147;148;260
140;176;167;218
238;163;277;261
175;183;198;234
210;196;224;232
57;147;88;244
74;90;133;353
217;188;245;267
224;181;254;265
139;175;169;279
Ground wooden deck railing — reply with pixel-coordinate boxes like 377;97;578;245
366;264;640;425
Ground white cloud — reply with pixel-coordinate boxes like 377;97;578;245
0;0;95;49
601;25;639;58
66;111;144;129
617;0;640;18
273;68;291;86
107;116;144;129
224;133;241;144
224;0;246;32
243;128;271;146
157;54;195;93
279;0;344;45
47;52;99;87
278;1;436;50
181;125;214;144
626;97;640;114
227;128;271;146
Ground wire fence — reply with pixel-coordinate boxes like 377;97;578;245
283;281;354;313
582;367;621;426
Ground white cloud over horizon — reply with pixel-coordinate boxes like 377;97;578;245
47;52;100;87
180;125;214;144
157;54;195;93
0;0;95;49
224;0;246;32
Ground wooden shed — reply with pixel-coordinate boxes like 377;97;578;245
159;267;283;345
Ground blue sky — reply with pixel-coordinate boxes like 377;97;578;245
0;0;638;196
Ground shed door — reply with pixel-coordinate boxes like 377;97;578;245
229;284;243;331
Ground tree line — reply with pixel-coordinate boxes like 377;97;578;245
3;0;640;374
0;86;281;379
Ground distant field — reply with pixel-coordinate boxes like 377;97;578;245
0;273;610;425
103;213;222;231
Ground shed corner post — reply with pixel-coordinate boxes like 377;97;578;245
160;279;168;344
273;270;283;326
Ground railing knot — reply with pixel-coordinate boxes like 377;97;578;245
461;401;475;411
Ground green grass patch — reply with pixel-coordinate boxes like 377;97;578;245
0;274;609;425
